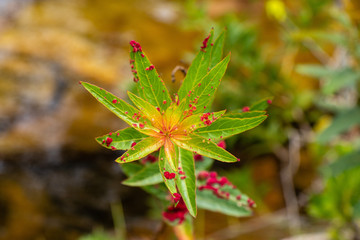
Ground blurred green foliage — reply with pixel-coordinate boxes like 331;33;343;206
182;0;360;239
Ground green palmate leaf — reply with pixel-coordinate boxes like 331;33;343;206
250;97;273;111
210;29;226;69
96;127;147;150
116;137;163;163
197;185;253;217
159;147;177;195
225;110;267;119
195;115;267;141
122;162;162;186
133;50;172;111
173;134;238;162
180;110;226;132
127;91;163;128
178;29;215;100
175;148;197;217
185;54;231;114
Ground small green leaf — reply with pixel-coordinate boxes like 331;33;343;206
122;162;162;186
96;127;147;150
134;51;172;111
178;29;215;100
185;54;231;114
250;97;273;111
173;134;238;163
197;186;253;217
196;173;254;217
159;146;177;195
116;137;163;163
195;115;267;140
175;148;197;217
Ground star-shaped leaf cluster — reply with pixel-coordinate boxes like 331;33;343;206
80;29;268;217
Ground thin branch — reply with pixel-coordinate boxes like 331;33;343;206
171;66;187;83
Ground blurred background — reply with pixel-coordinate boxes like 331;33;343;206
0;0;359;239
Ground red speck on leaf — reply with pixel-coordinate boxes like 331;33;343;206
111;146;116;150
164;171;176;180
181;176;186;180
242;106;250;112
162;198;188;224
156;107;161;112
247;198;255;208
172;193;181;202
200;34;210;51
142;155;157;164
209;172;217;178
139;123;145;129
112;99;117;103
163;100;167;105
197;171;209;180
131;142;137;147
132;124;137;128
217;140;226;149
141;53;145;57
236;195;242;200
194;154;203;161
129;40;142;52
125;111;128;114
105;137;113;147
267;99;272;104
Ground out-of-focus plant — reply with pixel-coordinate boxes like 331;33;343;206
183;0;360;238
81;29;269;239
292;2;360;239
